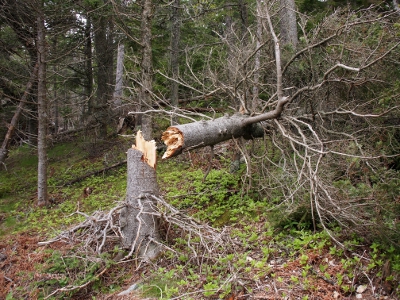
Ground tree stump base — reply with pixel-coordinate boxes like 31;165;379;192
119;131;160;261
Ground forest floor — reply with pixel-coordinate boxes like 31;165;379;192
0;136;399;300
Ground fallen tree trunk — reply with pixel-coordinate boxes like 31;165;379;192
161;114;261;159
161;97;289;159
119;131;160;261
0;62;39;165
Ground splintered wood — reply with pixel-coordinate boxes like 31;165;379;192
161;127;183;159
133;130;156;168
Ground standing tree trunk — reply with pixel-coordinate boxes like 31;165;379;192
0;62;38;165
280;0;298;48
252;0;263;113
394;0;399;11
119;132;160;260
140;0;154;140
170;0;181;125
93;6;114;137
113;43;125;109
238;0;248;40
37;13;48;207
85;16;94;116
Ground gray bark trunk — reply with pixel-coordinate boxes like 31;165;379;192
162;94;289;159
0;62;38;165
85;16;94;116
37;14;48;207
119;148;161;260
162;114;265;159
252;0;263;113
140;0;154;140
280;0;298;48
394;0;399;11
113;43;125;108
170;0;181;125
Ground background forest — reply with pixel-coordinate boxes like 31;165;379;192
0;0;400;299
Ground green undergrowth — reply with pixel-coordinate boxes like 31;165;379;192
140;223;400;299
1;138;400;299
0;137;129;236
158;158;273;226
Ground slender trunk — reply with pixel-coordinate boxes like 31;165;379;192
37;13;48;207
252;0;263;113
0;62;38;165
113;43;125;109
238;0;248;40
225;13;242;111
53;39;59;133
85;16;94;116
93;15;108;136
93;11;114;137
140;0;154;140
394;0;399;11
280;0;298;48
170;0;181;125
238;0;250;111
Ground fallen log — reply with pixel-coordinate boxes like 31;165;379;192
161;97;289;159
161;113;264;159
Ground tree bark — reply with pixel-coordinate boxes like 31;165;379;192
0;62;38;165
84;16;94;116
139;0;154;140
394;0;400;11
162;84;289;160
113;43;125;109
161;114;265;159
252;0;263;113
37;13;48;207
280;0;298;48
93;6;114;137
119;132;160;260
170;0;181;125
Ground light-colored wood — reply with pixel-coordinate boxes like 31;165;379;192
133;130;157;169
161;127;183;159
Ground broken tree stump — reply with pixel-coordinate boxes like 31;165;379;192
119;131;160;260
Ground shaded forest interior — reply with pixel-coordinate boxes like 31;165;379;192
0;0;400;298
